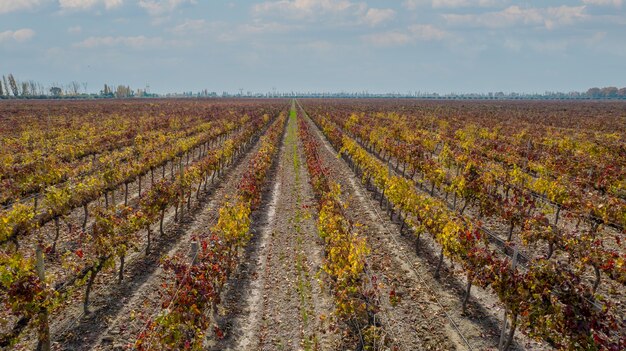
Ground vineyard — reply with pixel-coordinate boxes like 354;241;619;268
0;98;624;350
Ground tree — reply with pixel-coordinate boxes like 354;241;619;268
28;81;37;96
601;86;618;98
69;81;81;95
2;76;8;96
568;91;580;98
115;85;133;98
37;82;45;95
101;84;114;97
21;81;29;96
49;87;63;97
2;76;9;97
0;80;3;97
8;74;19;97
586;87;601;98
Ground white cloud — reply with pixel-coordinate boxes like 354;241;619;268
299;40;333;52
59;0;97;9
582;0;622;7
443;5;587;29
252;0;357;19
104;0;123;9
408;24;450;40
362;8;396;26
170;19;212;34
528;40;569;53
503;31;608;54
59;0;123;10
254;1;398;29
239;21;296;34
363;31;413;46
403;0;501;9
139;0;196;16
68;26;82;34
363;24;451;47
0;0;43;14
587;31;607;44
0;29;36;43
402;0;421;9
170;19;295;42
503;38;522;52
74;35;166;49
544;6;587;29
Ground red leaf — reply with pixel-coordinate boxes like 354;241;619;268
214;326;224;339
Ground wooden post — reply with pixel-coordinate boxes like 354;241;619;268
124;182;129;206
179;158;184;219
171;160;175;181
499;247;518;351
190;241;199;266
35;246;50;351
82;203;88;232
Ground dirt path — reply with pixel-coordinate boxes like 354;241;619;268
214;108;339;351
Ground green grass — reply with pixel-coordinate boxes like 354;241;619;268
288;104;317;350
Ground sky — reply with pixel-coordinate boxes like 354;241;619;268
1;0;625;94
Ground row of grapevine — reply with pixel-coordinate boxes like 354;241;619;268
0;114;254;247
134;110;288;350
331;111;626;293
313;103;625;234
0;110;277;349
0;100;283;197
1;113;216;206
304;108;624;350
321;99;626;207
441;114;625;207
297;110;383;348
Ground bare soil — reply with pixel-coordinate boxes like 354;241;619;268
211;111;339;351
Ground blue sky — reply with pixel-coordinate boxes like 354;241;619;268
1;0;625;94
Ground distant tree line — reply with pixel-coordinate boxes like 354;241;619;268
1;73;625;100
0;74;48;97
0;74;88;98
100;84;136;98
586;87;626;99
0;73;149;99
